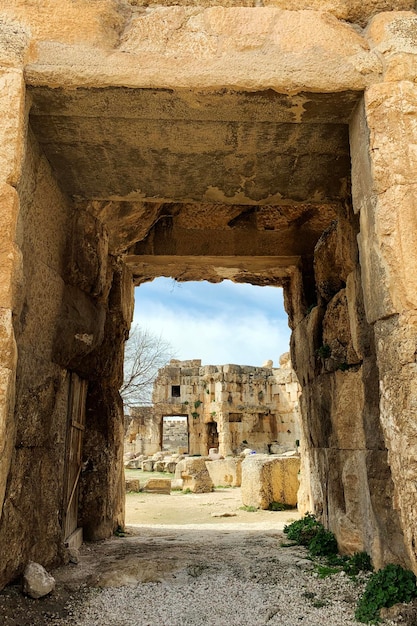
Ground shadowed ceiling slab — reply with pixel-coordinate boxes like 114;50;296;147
29;87;360;205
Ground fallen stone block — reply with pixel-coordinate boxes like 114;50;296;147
23;562;55;599
141;460;154;472
165;461;177;474
180;457;213;493
241;455;300;510
205;458;242;487
171;478;184;490
124;458;141;469
154;461;165;472
142;478;171;494
125;478;140;492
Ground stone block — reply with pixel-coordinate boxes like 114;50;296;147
0;17;30;67
125;478;140;492
205;458;242;487
124;458;141;469
154;461;165;473
141;478;171;494
175;459;186;479
0;69;25;186
171;479;183;490
142;460;154;472
2;0;127;48
241;455;300;509
23;562;55;599
66;210;108;298
180;457;213;493
165;461;177;474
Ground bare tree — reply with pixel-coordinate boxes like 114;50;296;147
121;325;176;409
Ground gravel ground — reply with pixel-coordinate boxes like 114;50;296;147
0;527;384;626
0;491;406;626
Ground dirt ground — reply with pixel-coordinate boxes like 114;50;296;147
125;487;300;528
0;488;301;625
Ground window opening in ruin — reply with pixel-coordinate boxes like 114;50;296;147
171;385;180;398
206;421;219;450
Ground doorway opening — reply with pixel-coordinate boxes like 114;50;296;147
162;415;189;455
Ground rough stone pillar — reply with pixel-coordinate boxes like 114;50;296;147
76;260;134;540
0;21;28;525
351;81;417;572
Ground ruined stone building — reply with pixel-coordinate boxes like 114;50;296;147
126;354;301;457
2;0;417;589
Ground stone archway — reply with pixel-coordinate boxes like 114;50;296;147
1;1;417;588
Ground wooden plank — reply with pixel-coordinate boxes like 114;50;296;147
63;373;87;542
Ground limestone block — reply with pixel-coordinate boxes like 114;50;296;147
142;460;154;472
0;17;30;67
0;245;22;310
23;562;55;599
66;210;108;298
154;461;165;473
0;365;16;522
367;12;417;61
0;185;19;254
241;455;300;509
205;458;242;487
124;458;141;469
346;268;371;361
27;8;379;93
352;83;417;317
0;308;17;371
0;69;25;186
374;314;417;571
171;479;183;490
364;83;417;193
125;478;140;492
142;478;171;494
175;459;186;480
180;458;213;493
322;290;360;367
2;0;128;48
165;461;177;473
52;285;106;369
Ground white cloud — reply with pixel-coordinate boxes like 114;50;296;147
133;280;291;367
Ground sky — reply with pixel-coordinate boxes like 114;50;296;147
132;278;291;368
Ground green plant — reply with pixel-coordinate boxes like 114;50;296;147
182;488;192;494
344;552;373;577
191;411;199;419
283;513;322;546
316;344;331;359
295;439;300;448
210;411;217;417
355;564;417;624
114;524;126;537
206;389;210;394
194;400;202;408
240;505;258;512
268;501;294;511
183;400;189;405
315;565;341;579
308;527;338;557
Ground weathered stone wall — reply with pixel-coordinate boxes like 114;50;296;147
150;356;301;457
289;204;407;566
2;0;417;589
0;122;73;585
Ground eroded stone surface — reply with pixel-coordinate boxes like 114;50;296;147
241;455;300;509
2;0;417;592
